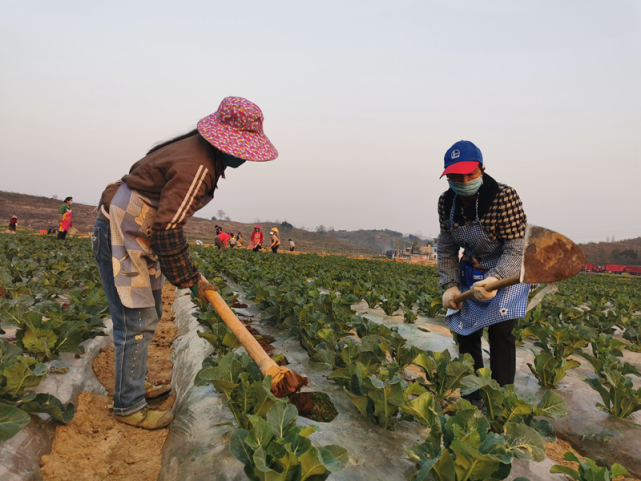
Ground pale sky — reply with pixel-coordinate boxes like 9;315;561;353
1;1;640;243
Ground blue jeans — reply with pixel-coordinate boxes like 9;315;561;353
92;215;163;416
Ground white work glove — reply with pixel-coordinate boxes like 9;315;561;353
442;286;462;310
471;276;499;301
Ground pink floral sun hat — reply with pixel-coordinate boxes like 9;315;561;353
197;97;278;162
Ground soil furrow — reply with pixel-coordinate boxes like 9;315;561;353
39;285;177;480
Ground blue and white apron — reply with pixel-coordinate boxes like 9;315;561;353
446;195;530;336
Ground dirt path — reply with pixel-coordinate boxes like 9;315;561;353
40;285;177;480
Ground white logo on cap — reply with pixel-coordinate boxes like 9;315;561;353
451;149;460;159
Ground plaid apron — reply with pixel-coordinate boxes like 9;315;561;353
109;184;164;308
445;195;530;336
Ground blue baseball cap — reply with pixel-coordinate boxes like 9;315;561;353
440;140;483;178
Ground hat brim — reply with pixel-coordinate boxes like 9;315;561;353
198;119;278;162
440;161;480;178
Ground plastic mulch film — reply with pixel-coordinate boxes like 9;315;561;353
0;321;113;481
158;284;563;481
158;290;246;481
352;301;641;479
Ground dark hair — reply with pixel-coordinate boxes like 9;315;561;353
64;197;73;202
147;128;224;172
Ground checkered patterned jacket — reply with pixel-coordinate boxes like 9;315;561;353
99;135;223;289
437;173;527;290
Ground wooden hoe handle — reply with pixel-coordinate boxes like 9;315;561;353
204;290;307;398
452;274;521;304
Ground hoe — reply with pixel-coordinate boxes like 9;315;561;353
453;224;586;304
205;291;308;398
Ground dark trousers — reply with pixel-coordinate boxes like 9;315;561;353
57;230;68;240
458;319;516;398
252;245;262;252
271;246;279;254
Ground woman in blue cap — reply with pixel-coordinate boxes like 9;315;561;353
437;140;530;405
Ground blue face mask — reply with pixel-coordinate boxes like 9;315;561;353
448;176;483;197
221;152;247;169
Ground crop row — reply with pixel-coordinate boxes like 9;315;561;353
0;234;109;442
192;248;575;480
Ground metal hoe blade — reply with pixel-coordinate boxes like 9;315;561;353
521;224;586;284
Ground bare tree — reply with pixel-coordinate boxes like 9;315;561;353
316;225;327;236
217;209;226;220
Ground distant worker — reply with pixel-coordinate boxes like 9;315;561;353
215;224;222;235
249;225;263;252
270;227;280;253
57;196;73;240
229;233;237;248
215;230;231;250
438;140;529;409
289;239;295;252
7;215;17;234
236;232;244;247
93;97;278;430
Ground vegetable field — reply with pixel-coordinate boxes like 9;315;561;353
0;234;108;443
1;232;640;480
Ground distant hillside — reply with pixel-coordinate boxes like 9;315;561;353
335;229;429;252
0;190;376;256
580;237;641;266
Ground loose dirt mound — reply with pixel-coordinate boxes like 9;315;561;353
40;285;177;480
40;392;168;481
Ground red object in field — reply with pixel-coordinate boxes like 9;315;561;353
584;263;595;271
605;264;625;273
625;265;641;275
40;230;46;234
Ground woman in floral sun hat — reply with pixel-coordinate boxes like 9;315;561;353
93;97;277;430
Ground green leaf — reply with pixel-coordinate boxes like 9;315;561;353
18;393;75;423
252;447;287;481
230;429;253;467
3;360;43;397
450;438;502;481
534;390;567;420
610;463;630;478
428;449;456;481
0;338;23;364
504;422;545;462
0;403;31;442
54;322;83;353
253;377;278;418
245;416;275;450
299;446;327;481
18;323;57;361
400;392;440;428
319;444;349;473
549;465;580;480
266;402;298;438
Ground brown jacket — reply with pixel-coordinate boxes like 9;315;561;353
100;135;221;230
